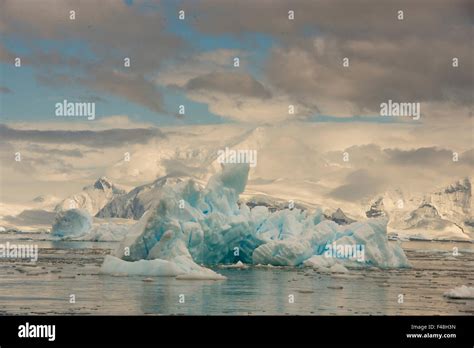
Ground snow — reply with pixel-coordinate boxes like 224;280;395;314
97;176;191;220
370;178;473;242
51;209;93;238
104;163;410;277
443;285;474;299
55;177;125;216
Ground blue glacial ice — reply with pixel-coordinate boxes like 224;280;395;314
52;209;93;238
52;209;132;241
101;164;410;279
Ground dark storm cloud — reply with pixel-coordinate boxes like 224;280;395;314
79;68;165;114
384;147;454;166
1;0;185;69
184;0;473;116
183;0;472;39
0;124;165;147
1;0;472;119
36;69;163;114
186;72;272;99
25;144;87;158
1;0;187;114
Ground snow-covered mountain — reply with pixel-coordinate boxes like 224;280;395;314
366;178;472;241
96;175;200;220
55;177;126;216
31;194;61;209
429;178;472;230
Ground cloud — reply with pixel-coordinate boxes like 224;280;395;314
324;143;474;201
329;169;386;201
79;69;164;113
1;0;186;115
264;36;473;117
35;68;165;114
384;147;454;166
185;91;300;123
25;144;87;158
157;49;296;123
0;43;15;63
186;72;272;99
184;0;472;39
0;86;12;94
184;0;473;119
5;115;156;131
5;0;470;122
1;0;184;67
0;124;165;147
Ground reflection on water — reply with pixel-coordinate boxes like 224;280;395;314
0;235;472;315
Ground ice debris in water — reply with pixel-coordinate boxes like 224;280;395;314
101;163;410;279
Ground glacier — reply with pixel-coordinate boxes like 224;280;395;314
100;163;410;279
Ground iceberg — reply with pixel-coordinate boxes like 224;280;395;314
76;221;132;242
51;209;92;238
51;209;133;241
101;163;410;279
101;255;226;280
101;229;226;280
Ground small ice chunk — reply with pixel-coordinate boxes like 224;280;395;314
100;255;226;280
329;263;349;273
303;255;336;269
219;261;249;269
443;285;474;299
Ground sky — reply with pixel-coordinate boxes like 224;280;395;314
0;0;472;203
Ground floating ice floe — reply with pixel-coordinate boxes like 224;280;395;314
443;285;474;299
101;231;226;280
219;261;249;269
100;163;410;279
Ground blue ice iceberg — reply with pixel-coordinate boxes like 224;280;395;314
52;209;92;238
51;208;132;241
101;164;410;279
